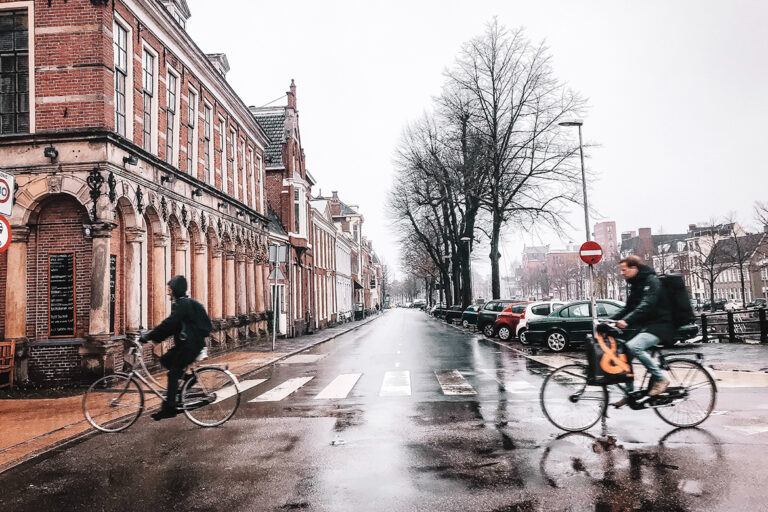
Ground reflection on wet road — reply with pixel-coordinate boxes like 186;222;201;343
1;309;767;511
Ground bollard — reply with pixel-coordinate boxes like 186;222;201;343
701;314;708;343
727;311;735;343
760;308;767;344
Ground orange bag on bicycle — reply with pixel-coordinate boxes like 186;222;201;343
586;332;634;386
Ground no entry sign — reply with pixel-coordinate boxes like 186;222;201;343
579;241;603;265
0;215;10;254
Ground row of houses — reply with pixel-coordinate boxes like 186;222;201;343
514;218;768;304
0;0;383;386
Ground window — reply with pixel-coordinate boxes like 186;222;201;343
598;302;621;317
113;22;128;136
203;105;212;183
227;129;235;195
248;147;255;207
531;304;550;316
294;189;300;233
216;118;224;186
0;10;29;134
186;90;196;174
165;73;177;164
142;50;155;151
256;154;264;213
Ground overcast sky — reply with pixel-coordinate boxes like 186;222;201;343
188;0;768;279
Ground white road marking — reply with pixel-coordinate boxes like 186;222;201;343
724;424;768;436
249;377;314;402
314;373;362;400
380;371;411;397
212;379;265;404
435;370;477;395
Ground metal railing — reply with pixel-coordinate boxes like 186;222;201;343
695;308;768;343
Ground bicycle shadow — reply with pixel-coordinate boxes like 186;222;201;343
538;427;726;509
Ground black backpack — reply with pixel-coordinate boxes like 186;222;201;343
658;274;695;328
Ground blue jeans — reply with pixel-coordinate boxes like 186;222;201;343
624;331;665;392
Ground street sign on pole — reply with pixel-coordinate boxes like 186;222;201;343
0;170;14;216
269;244;287;263
579;241;603;265
0;215;11;254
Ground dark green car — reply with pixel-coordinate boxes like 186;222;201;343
525;300;699;352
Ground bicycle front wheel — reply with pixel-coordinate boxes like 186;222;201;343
182;367;240;427
540;364;607;432
83;373;144;433
653;359;716;428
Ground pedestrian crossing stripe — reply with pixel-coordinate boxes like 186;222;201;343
380;370;411;396
434;370;476;395
213;379;266;404
314;373;362;399
249;376;314;402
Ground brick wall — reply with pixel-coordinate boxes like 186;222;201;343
26;195;92;341
28;341;82;384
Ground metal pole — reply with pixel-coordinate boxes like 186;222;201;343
272;244;278;351
577;125;597;337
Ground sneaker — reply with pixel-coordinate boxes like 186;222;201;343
648;378;670;397
611;397;630;409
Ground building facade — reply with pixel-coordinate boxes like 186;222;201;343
0;0;273;385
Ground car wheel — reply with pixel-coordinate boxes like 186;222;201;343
462;319;469;328
547;331;569;352
518;328;529;345
498;326;511;341
483;324;495;338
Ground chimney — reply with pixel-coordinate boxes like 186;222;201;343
688;224;696;232
287;79;297;109
331;191;338;201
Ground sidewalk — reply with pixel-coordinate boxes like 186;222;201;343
0;313;383;474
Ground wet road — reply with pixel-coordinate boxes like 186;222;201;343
2;309;768;511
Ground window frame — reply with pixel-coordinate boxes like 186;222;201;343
164;70;179;166
141;44;158;153
113;18;129;137
186;87;197;175
0;5;34;135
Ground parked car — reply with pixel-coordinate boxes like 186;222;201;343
724;299;744;311
747;298;767;309
493;303;530;341
412;299;427;309
477;300;529;337
515;300;566;344
461;304;482;328
702;299;727;312
444;305;464;324
429;303;445;316
526;300;699;352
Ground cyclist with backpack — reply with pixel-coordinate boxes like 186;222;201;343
610;255;674;408
139;275;213;420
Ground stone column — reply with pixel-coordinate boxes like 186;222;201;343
152;234;170;327
81;221;118;379
174;239;189;279
235;251;247;316
246;256;256;314
210;247;223;319
5;226;29;382
224;249;236;318
124;227;146;334
193;242;208;307
255;263;265;312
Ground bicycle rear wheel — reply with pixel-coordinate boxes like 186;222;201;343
540;364;607;432
83;373;144;433
653;359;716;428
182;367;240;427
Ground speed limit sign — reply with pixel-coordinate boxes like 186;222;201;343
0;215;10;254
0;169;14;216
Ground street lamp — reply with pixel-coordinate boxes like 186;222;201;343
559;119;596;332
460;236;472;305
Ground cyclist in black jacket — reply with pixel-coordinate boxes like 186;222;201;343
140;275;212;420
610;255;673;408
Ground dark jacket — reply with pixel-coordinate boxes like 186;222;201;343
143;275;212;352
612;264;675;342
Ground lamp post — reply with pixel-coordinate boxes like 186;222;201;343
560;119;596;333
460;236;472;306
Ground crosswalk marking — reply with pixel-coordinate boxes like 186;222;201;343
435;370;477;395
314;373;362;399
249;376;314;402
380;371;411;397
212;378;266;404
281;354;327;364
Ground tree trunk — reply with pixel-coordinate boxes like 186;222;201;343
489;214;503;299
739;265;747;306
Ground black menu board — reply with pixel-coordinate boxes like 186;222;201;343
49;253;75;337
110;254;116;333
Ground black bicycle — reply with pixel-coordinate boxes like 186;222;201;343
540;321;717;432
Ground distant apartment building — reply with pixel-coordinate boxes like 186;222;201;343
593;221;618;257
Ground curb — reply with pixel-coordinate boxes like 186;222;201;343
0;313;384;476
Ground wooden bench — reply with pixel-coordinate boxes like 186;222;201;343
0;341;14;389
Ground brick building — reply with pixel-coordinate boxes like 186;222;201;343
593;221;618;256
0;0;273;385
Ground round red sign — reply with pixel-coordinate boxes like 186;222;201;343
0;215;11;254
579;241;603;265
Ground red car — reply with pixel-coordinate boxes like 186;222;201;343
492;302;530;340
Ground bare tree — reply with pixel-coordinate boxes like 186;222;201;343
445;20;585;299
